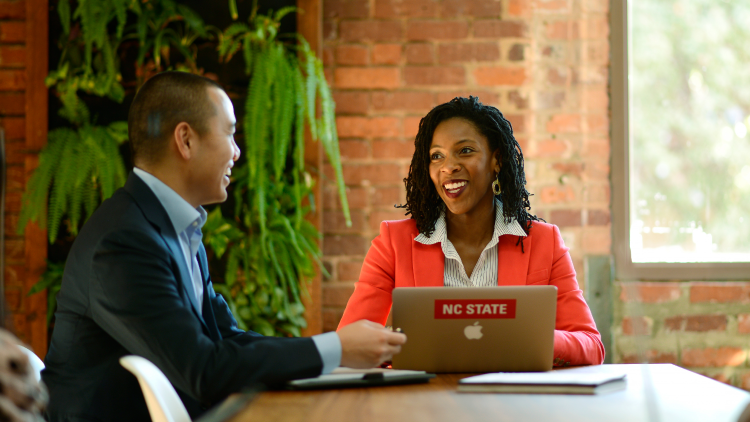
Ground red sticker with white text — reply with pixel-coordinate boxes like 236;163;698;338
434;299;516;319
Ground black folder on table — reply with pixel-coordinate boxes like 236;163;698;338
286;368;435;390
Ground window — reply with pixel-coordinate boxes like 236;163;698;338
611;0;750;279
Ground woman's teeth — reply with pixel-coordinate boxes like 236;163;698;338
445;181;466;193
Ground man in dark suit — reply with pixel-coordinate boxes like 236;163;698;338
41;71;406;422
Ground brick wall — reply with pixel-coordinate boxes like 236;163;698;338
320;0;610;332
0;0;47;356
615;282;750;389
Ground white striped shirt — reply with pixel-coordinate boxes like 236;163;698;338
414;199;527;287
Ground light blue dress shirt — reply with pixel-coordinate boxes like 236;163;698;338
133;168;341;374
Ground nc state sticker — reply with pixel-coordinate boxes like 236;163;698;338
434;299;517;319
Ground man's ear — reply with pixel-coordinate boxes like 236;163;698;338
173;122;194;160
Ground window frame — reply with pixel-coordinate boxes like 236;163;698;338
610;0;750;280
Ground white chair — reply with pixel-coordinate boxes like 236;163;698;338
119;355;191;422
18;345;45;382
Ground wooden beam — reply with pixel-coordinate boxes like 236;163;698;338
297;0;323;336
24;0;48;357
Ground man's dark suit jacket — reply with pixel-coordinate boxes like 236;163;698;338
42;173;323;422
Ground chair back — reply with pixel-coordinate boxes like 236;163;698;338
119;355;191;422
18;345;44;382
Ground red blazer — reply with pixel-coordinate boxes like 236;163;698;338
338;219;605;366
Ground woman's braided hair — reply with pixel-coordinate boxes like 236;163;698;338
398;96;540;238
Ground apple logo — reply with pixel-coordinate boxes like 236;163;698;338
464;321;483;340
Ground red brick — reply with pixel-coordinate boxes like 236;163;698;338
546;21;579;40
739;314;750;334
0;21;25;43
0;69;25;90
322;46;334;65
474;67;526;86
323;283;355;307
6;164;23;190
404;66;464;86
587;209;610;226
690;283;750;304
342;163;404;185
372;44;401;65
665;315;727;332
335;45;369;65
324;209;366;233
505;114;526;133
336;116;400;138
323;0;370;19
403;116;421;138
338;261;363;281
369;209;410;231
582;228;610;254
372;91;434;112
539;185;575;204
508;44;526;61
338;139;370;159
582;138;609;158
323;20;336;41
621;351;677;364
435;91;499;105
682;347;747;367
372;139;416;160
587;114;609;133
373;186;405;207
324;186;368;210
528;139;571;158
405;43;434;64
0;116;24;139
621;316;652;336
619;282;681;304
340;20;403;42
323;235;368;256
5;191;20;213
406;21;468;41
0;45;24;67
508;0;531;16
546;114;581;133
333;91;370;114
581;17;609;40
0;92;24;114
322;308;344;332
535;0;571;13
0;0;25;19
474;20;527;38
335;67;400;89
438;42;500;64
508;91;528;109
442;0;502;17
374;0;438;18
550;209;581;227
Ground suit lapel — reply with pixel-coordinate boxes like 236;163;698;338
412;241;445;287
497;234;531;286
197;247;222;341
124;173;209;332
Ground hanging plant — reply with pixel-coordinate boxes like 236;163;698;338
202;5;350;336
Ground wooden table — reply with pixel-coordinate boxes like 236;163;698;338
228;364;750;422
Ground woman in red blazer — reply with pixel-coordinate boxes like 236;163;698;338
338;96;605;366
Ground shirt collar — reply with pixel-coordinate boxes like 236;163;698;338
133;167;206;235
414;198;527;246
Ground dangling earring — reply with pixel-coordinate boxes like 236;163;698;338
492;176;501;195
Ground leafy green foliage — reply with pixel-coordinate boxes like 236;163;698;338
19;123;128;242
205;8;349;336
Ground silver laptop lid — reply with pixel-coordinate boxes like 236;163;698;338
391;286;557;373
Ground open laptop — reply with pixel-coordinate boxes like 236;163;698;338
391;286;557;373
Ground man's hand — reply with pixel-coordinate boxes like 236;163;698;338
337;320;407;369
